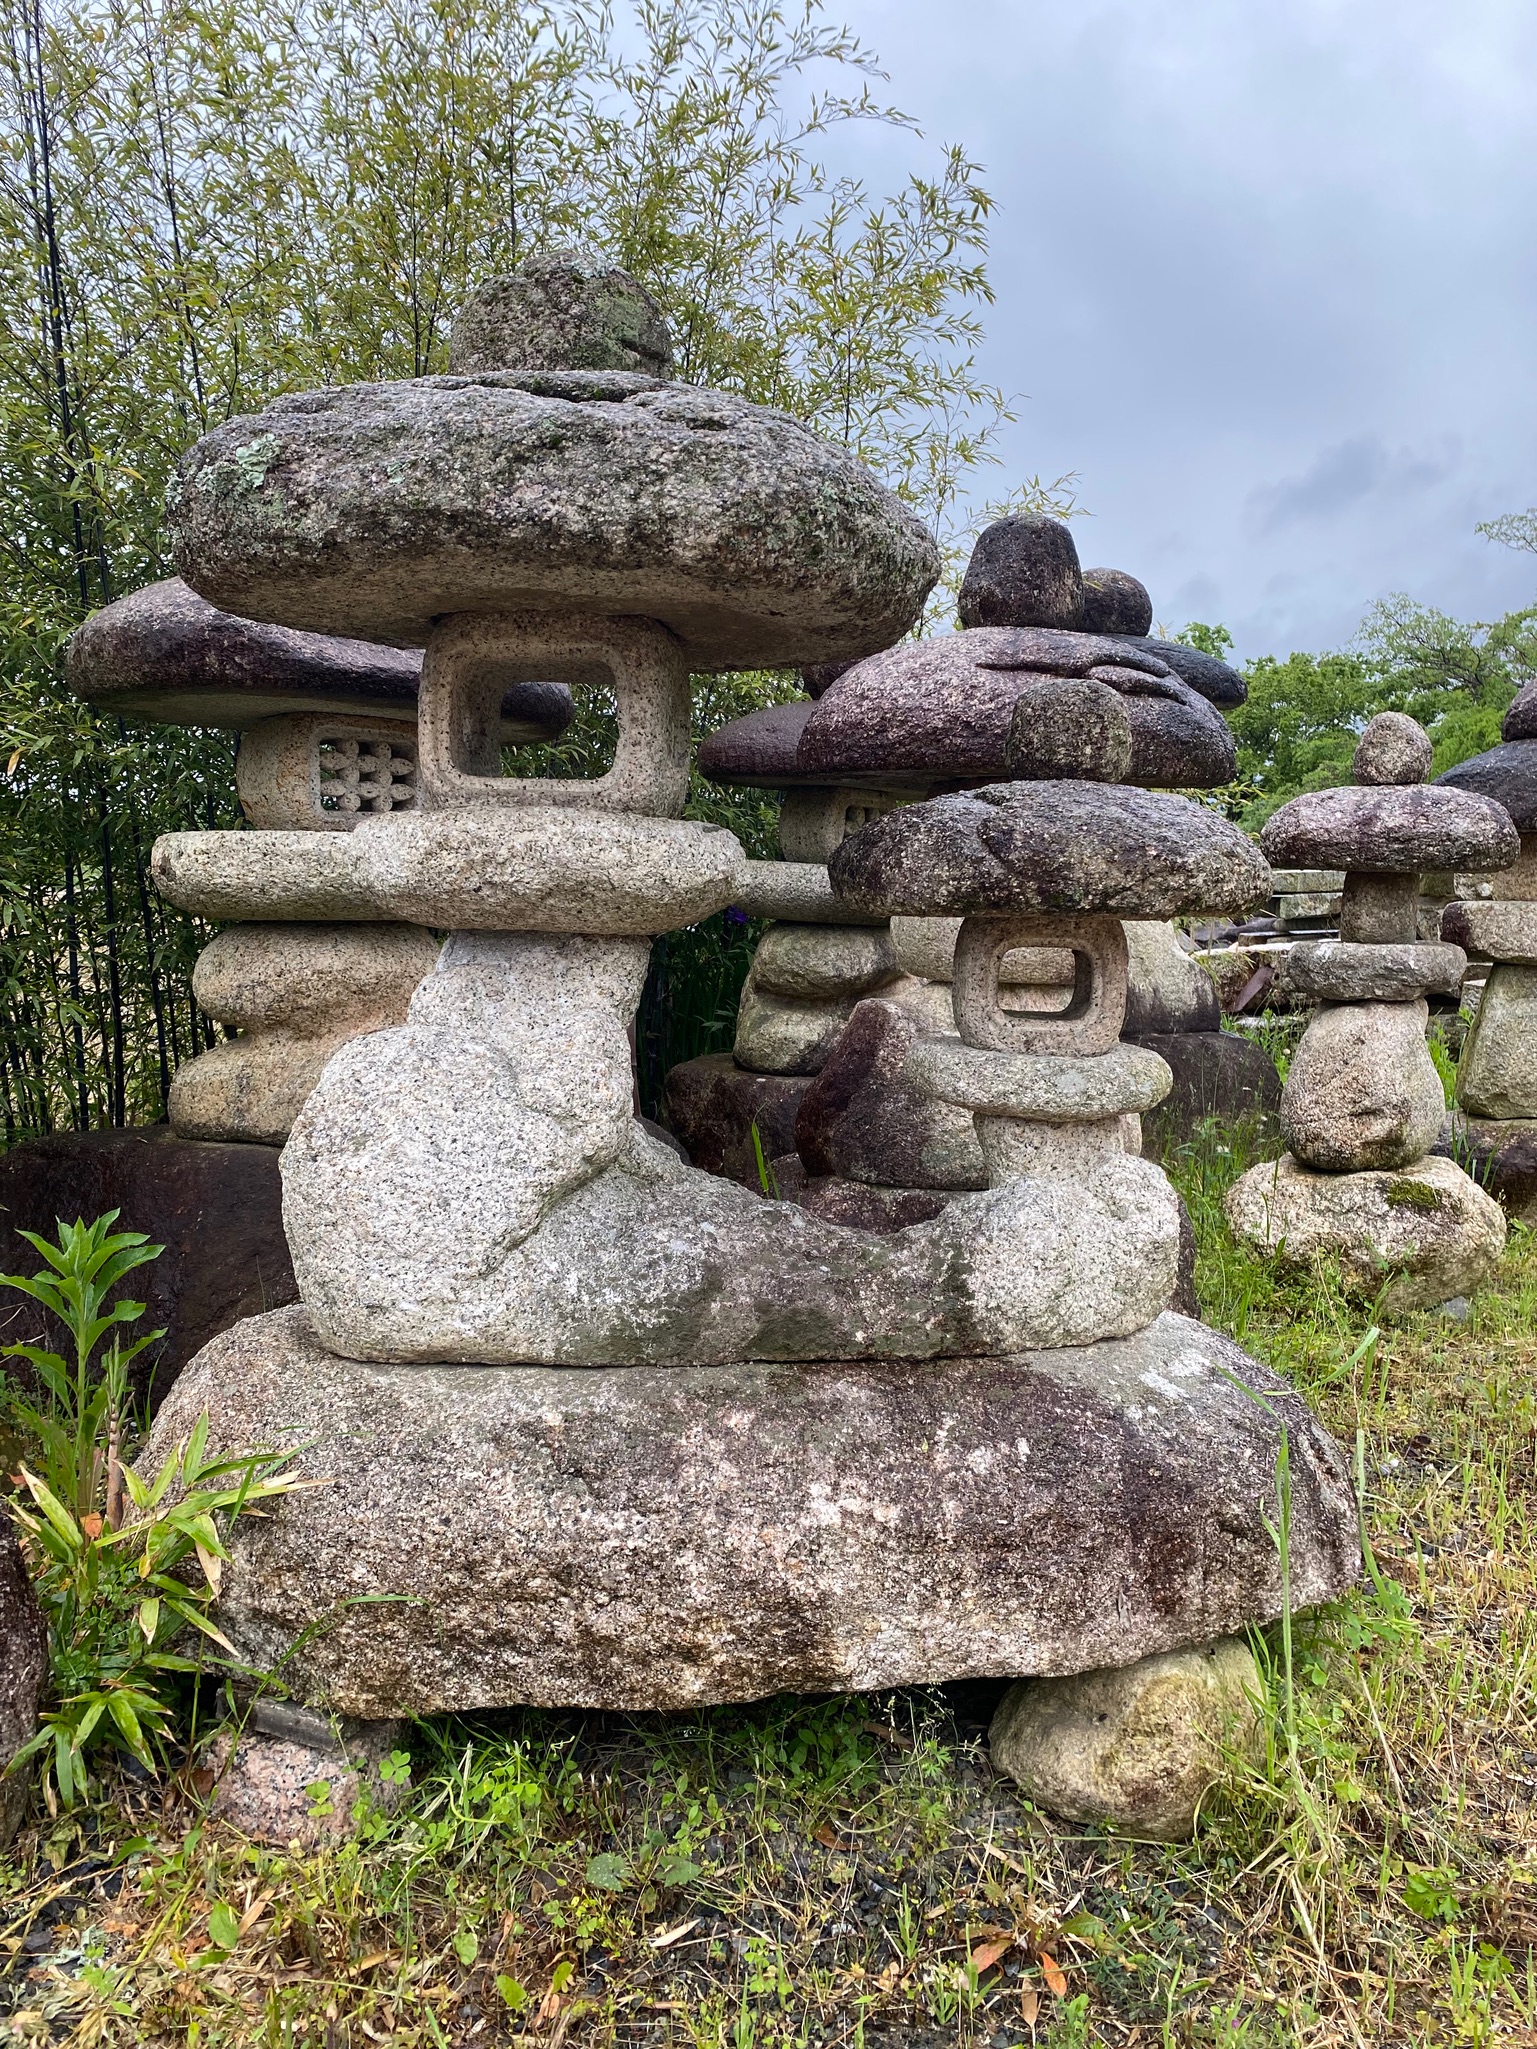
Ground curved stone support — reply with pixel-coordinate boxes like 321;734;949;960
280;931;1181;1365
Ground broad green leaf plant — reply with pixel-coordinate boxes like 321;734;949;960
2;1214;316;1810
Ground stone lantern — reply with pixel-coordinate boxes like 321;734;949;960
66;577;569;1142
1227;713;1516;1309
141;253;1358;1832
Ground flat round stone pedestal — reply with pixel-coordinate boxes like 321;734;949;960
147;1307;1359;1718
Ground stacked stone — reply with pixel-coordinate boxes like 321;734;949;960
137;252;1358;1839
66;579;570;1143
670;518;1277;1216
1227;713;1516;1311
665;698;934;1194
796;518;1287;1155
1434;688;1537;1220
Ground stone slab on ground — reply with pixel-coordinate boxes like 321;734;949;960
1127;1032;1282;1162
146;1305;1360;1719
0;1127;296;1406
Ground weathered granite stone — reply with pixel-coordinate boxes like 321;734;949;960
1352;717;1442;786
1280;939;1468;1004
952;912;1129;1056
1;1519;47;1844
882;972;966;1037
889;915;1075;989
1459;965;1537;1118
1442;898;1537;964
152;809;748;935
1352;711;1433;786
1123;921;1222;1035
989;1639;1261;1840
909;1039;1171;1121
769;1155;954;1230
282;931;1182;1364
1004;678;1133;782
1130;1032;1282;1162
206;1704;407;1848
733;860;893;928
170;377;938;666
697;699;813;785
1437;1114;1537;1225
236;715;420;831
169;923;441;1145
751;922;900;1001
1504;685;1537;743
1117;638;1247;709
1225;1152;1506;1313
447;251;674;377
144;1305;1360;1715
0;1127;295;1404
799;632;1238;790
734;979;855;1075
1436;739;1537;833
957;515;1083;629
776;787;906;862
829;783;1271;921
794;999;986;1190
1281;1001;1447;1172
1261;784;1520;874
67;577;420;726
1079;567;1154;638
66;578;574;740
418;609;693;816
1494;835;1537;898
662;1054;812;1187
1338;871;1418;945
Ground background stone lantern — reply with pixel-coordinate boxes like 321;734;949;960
66;575;570;1143
1227;713;1517;1309
1436;684;1537;1220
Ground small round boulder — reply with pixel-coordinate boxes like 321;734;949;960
827;781;1272;920
448;249;674;377
1352;711;1432;786
1078;566;1154;638
1004;677;1133;782
989;1640;1262;1841
957;515;1083;630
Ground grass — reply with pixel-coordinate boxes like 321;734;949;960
4;1122;1537;2047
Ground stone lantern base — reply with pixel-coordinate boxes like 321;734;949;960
148;1304;1359;1720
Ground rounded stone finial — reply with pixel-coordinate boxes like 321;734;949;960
957;516;1083;630
448;249;674;376
1079;567;1154;638
1353;711;1432;786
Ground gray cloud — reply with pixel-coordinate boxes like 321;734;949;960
1245;436;1459;536
825;0;1537;659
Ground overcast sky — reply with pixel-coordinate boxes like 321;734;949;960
827;0;1537;662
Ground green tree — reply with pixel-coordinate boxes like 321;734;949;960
1204;594;1537;831
0;0;1022;1143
